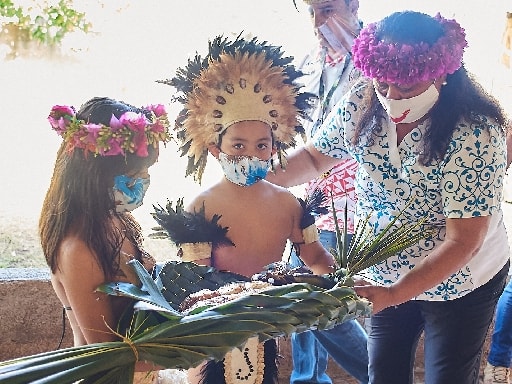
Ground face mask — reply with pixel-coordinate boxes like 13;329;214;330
113;174;150;213
318;14;359;57
375;83;440;124
218;152;271;187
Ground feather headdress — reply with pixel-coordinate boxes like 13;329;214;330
159;34;314;183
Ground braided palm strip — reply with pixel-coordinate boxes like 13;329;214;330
157;261;249;309
0;262;371;384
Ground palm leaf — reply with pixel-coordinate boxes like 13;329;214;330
0;193;432;384
329;196;433;284
0;261;370;384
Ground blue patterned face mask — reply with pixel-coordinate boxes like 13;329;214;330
218;152;271;187
113;175;150;213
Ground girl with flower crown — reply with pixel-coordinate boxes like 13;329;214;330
39;96;172;384
267;11;510;383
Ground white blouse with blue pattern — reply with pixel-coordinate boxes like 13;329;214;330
313;82;509;301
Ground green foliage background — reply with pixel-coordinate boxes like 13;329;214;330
0;0;91;45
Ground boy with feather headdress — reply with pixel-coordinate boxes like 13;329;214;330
159;34;335;384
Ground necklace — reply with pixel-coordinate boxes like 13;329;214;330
311;52;351;136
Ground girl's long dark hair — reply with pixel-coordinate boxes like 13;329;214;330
40;97;157;278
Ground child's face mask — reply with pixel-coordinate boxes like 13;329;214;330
218;152;271;187
113;174;150;212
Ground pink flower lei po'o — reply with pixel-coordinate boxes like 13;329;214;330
47;104;172;157
352;13;468;84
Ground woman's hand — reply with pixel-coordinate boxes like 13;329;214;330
354;284;396;314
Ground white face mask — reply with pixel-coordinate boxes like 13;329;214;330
318;15;359;57
375;83;440;124
113;175;150;213
218;152;271;187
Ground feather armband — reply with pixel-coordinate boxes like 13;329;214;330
297;188;328;244
150;198;234;261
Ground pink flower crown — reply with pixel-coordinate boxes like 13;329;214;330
352;13;468;84
48;104;172;157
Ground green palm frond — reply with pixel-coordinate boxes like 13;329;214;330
0;261;370;384
0;190;433;384
330;197;433;284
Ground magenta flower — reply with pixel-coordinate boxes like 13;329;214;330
80;123;103;152
103;136;124;156
48;105;75;133
146;104;167;117
352;14;468;84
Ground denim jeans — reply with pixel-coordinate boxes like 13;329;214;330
368;261;508;384
289;230;369;384
488;275;512;367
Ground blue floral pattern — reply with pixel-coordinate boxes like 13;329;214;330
312;82;508;300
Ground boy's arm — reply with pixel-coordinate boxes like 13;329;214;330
295;242;336;275
289;197;336;275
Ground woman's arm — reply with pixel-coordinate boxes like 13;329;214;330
355;215;491;313
266;142;340;187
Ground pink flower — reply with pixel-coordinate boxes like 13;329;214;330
146;104;167;117
103;136;124;156
119;112;147;130
79;123;103;153
119;112;149;157
48;105;75;133
109;114;124;132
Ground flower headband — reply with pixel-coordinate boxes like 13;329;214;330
159;35;314;183
352;13;468;84
48;104;172;157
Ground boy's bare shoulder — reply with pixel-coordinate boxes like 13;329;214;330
186;187;216;211
263;179;299;197
187;180;301;214
259;181;303;212
186;181;234;214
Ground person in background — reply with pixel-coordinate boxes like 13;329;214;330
39;97;172;384
164;35;336;384
483;279;512;384
287;1;368;383
267;11;510;384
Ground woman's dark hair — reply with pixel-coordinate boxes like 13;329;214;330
40;97;158;277
353;11;506;163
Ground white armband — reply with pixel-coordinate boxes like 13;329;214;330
302;223;319;244
179;242;212;262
